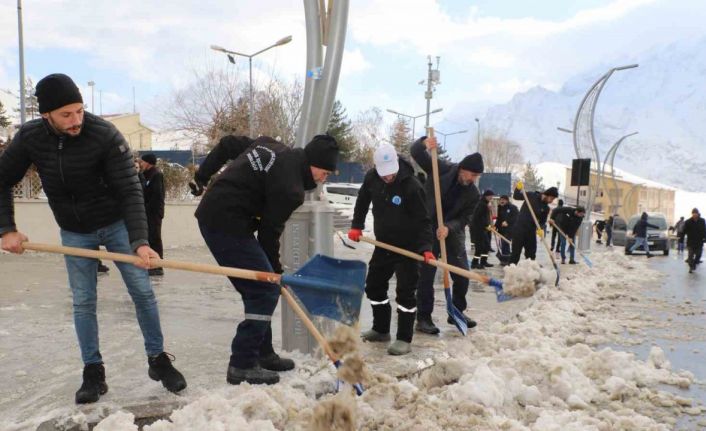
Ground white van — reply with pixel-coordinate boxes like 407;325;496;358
322;183;361;206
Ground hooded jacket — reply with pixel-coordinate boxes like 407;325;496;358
0;112;148;250
632;213;659;238
410;137;480;237
351;157;433;253
194;136;317;273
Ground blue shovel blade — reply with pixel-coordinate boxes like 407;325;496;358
445;288;468;336
282;255;367;326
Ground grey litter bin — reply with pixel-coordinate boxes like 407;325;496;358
280;201;336;355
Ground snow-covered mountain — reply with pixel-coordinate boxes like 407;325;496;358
468;37;706;192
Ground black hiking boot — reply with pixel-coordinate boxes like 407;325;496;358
227;365;279;385
258;353;295;372
148;352;187;393
75;363;108;404
415;315;440;335
569;260;578;265
448;313;477;329
481;257;494;268
470;259;483;269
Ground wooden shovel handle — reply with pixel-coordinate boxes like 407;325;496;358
427;128;451;289
358;236;490;284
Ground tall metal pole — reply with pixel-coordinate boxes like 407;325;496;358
99;90;103;115
475;118;480;152
17;0;26;125
249;57;254;137
424;56;433;128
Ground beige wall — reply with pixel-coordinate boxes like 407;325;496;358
104;114;153;152
14;200;202;248
563;169;675;224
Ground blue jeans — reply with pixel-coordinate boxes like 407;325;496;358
199;223;280;369
630;237;651;254
60;220;164;365
559;235;575;261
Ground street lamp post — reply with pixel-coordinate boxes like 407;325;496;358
211;35;293;137
17;0;26;125
474;118;480;152
386;108;442;141
436;129;468;150
87;81;95;113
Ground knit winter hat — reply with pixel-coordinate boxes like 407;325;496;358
141;154;157;165
543;187;559;198
35;73;84;114
458;152;484;173
693;208;700;215
305;135;339;172
575;206;586;213
483;189;495;197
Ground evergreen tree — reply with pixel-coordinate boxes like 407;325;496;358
326;100;357;161
14;78;39;120
0;100;10;129
521;161;545;191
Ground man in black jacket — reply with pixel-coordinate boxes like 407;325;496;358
550;199;564;252
552;206;586;264
347;143;433;355
683;208;705;273
0;74;186;404
410;135;483;334
470;189;495;269
495;195;518;261
194;133;339;385
510;182;558;264
139;153;165;276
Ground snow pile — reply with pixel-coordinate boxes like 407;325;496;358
89;249;699;430
502;259;555;297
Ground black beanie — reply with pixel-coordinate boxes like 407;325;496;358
543;186;559;198
483;189;495;197
141;154;157;165
458;152;484;173
305;134;339;171
35;73;84;114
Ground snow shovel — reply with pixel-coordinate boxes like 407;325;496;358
21;242;366;395
549;220;593;268
336;232;513;302
427;127;470;334
486;226;512;246
519;187;561;286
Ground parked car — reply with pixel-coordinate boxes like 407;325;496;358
624;212;670;256
323;183;361;206
611;216;628;246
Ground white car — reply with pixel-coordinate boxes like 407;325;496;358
323;183;361;206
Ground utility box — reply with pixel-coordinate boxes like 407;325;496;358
280;200;336;355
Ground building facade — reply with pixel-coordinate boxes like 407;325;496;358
103;113;152;151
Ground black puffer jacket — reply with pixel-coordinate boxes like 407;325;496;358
410;137;480;236
495;202;518;237
0;113;148;250
194;136;317;273
553;206;584;237
469;199;492;237
142;166;165;219
682;216;705;248
351;157;433;254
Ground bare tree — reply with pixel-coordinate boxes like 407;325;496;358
350;107;384;168
478;135;523;173
254;76;303;145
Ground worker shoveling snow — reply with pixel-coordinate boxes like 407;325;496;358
15;251;705;430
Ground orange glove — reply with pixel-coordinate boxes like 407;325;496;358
348;229;362;242
423;251;435;263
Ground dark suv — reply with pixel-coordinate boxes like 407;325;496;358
624;213;670;256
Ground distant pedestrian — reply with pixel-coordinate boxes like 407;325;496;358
470;189;495;268
139;154;165;276
550;199;564;252
495;195;518;264
594;219;606;244
674;216;686;253
605;215;614;247
628;212;659;258
683;209;705;273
